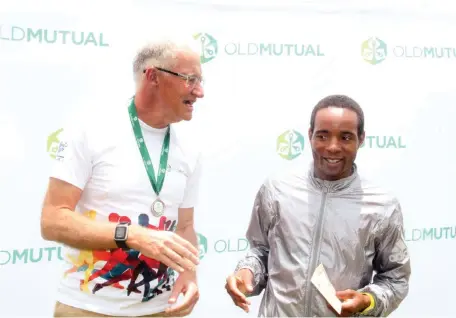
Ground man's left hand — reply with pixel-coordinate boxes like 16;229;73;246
165;271;199;317
332;289;371;317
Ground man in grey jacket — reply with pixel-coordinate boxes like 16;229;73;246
225;94;411;317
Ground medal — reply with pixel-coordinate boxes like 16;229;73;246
128;98;170;217
151;198;165;217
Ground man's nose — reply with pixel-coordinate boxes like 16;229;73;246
192;84;204;98
327;138;341;152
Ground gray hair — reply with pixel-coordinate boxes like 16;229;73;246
132;39;199;87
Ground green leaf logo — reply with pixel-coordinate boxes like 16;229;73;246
276;129;305;160
197;233;208;260
362;37;387;65
193;33;218;64
47;128;63;159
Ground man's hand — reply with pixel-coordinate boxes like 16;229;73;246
330;289;371;317
164;271;199;317
225;268;254;313
128;225;199;273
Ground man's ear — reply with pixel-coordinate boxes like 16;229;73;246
308;128;313;142
144;68;159;86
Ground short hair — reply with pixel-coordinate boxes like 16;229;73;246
132;38;199;87
309;94;365;136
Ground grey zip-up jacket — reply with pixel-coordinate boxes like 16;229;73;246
235;164;411;317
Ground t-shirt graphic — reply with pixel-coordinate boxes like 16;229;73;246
64;210;176;303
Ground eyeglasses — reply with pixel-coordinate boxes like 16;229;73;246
143;67;203;90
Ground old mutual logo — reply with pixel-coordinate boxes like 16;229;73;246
193;33;218;64
405;226;456;242
193;32;324;60
0;24;109;47
360;135;406;149
362;37;387;65
0;246;64;266
362;36;456;61
197;233;208;260
47;128;64;159
276;129;305;160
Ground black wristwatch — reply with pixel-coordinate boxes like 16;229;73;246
114;221;131;249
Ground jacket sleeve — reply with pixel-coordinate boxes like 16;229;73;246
234;181;276;296
358;201;411;317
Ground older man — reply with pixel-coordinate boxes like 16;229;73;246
225;95;411;317
41;39;204;317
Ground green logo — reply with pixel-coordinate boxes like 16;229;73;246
47;128;64;159
213;238;249;253
276;129;305;160
405;226;456;241
360;136;406;149
197;233;208;260
0;246;64;266
0;25;109;47
362;37;387;65
225;43;324;57
193;33;218;64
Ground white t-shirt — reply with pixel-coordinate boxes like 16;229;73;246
49;99;202;316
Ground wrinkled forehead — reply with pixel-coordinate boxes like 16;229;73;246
314;107;358;133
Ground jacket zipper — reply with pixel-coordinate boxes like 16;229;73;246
304;191;328;316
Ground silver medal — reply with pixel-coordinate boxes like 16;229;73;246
151;198;165;217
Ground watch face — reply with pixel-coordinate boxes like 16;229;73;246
115;226;127;240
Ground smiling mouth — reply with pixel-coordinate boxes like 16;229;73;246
324;158;342;164
184;100;194;106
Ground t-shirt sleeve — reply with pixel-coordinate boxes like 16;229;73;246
179;152;202;209
49;120;92;190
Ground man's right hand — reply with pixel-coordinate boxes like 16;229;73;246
225;268;254;313
128;225;199;273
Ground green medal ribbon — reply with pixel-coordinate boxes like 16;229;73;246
128;98;170;197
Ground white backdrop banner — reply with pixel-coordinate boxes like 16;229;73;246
1;0;455;317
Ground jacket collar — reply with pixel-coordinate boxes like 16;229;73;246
308;162;359;193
